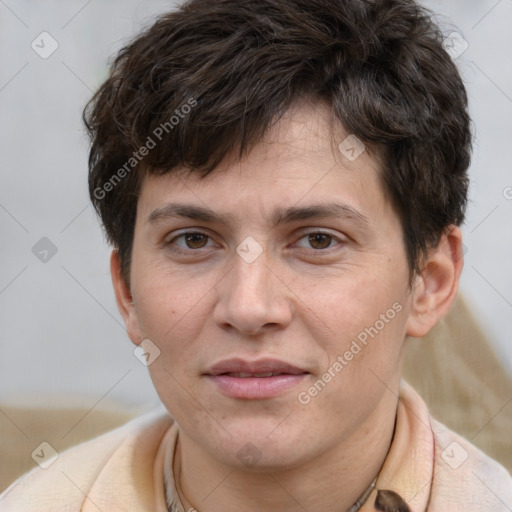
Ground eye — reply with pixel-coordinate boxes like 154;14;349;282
295;232;344;250
166;231;214;251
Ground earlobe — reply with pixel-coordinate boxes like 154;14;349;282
110;250;141;345
405;226;464;338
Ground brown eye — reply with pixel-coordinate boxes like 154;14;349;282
164;231;218;256
308;233;333;249
184;233;209;249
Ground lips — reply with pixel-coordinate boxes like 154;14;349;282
205;358;309;399
224;372;286;378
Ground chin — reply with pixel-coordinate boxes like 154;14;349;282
210;419;313;469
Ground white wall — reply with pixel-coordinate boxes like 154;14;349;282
1;0;511;409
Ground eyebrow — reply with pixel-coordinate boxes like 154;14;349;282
146;202;369;227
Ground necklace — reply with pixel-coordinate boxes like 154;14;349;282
347;477;377;512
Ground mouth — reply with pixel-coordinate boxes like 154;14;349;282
220;372;293;378
204;358;309;399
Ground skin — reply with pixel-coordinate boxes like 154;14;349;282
112;100;463;512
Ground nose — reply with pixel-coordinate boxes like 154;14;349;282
213;248;293;336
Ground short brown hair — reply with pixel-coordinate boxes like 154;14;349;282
83;0;471;285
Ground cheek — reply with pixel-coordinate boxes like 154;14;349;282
290;267;410;413
131;269;215;371
293;282;408;437
131;273;215;422
133;262;207;330
292;265;406;341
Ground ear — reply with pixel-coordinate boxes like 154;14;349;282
405;225;464;338
110;250;141;346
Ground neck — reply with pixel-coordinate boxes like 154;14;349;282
171;390;398;512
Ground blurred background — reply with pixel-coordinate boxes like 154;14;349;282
0;0;511;410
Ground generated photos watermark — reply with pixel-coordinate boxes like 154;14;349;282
31;31;59;59
442;31;469;60
441;441;469;470
133;338;161;366
338;134;366;161
93;98;197;201
31;441;59;469
297;302;403;405
236;236;264;264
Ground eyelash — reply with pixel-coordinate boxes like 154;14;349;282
164;230;345;254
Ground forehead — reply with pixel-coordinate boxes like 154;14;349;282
136;101;390;227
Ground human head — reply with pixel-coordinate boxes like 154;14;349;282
84;0;471;287
84;0;471;481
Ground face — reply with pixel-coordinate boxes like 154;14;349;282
118;101;418;471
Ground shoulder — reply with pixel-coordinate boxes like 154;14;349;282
0;408;173;512
430;417;512;511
